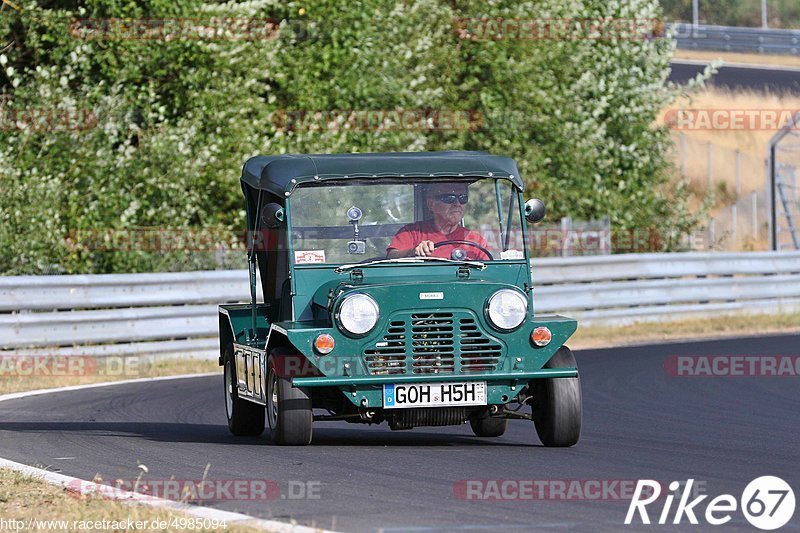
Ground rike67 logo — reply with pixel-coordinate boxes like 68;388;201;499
626;477;796;530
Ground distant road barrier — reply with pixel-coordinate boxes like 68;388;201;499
672;23;800;56
2;251;799;358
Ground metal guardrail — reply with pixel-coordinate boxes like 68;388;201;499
0;270;249;312
672;23;800;55
2;251;799;357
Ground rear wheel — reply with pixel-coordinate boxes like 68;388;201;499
223;346;265;436
267;353;313;445
470;413;508;437
532;346;582;447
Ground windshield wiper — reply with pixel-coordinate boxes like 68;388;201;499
334;256;486;273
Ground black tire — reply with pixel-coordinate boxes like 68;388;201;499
470;414;508;437
532;346;582;447
267;353;313;445
223;346;265;436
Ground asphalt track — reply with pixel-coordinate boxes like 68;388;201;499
669;61;800;93
1;335;798;532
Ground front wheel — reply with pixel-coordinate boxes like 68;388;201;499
267;353;313;445
532;346;582;447
223;347;265;436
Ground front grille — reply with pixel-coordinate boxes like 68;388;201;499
362;311;505;376
459;318;502;372
411;313;455;374
364;321;407;375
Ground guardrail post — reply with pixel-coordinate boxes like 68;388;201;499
735;150;741;197
560;216;572;258
708;219;715;249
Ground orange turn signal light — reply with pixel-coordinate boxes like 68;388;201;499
314;333;335;354
531;326;552;347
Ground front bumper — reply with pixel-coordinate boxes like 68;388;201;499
292;368;577;387
273;313;577;407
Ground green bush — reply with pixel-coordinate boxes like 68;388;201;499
0;0;699;274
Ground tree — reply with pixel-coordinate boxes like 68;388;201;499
0;0;697;274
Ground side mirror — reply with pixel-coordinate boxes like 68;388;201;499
524;198;546;223
260;202;285;229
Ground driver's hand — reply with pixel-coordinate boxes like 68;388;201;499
414;240;435;257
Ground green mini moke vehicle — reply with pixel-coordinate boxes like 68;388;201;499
219;151;581;446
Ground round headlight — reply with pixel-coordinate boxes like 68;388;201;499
338;293;379;336
487;289;528;331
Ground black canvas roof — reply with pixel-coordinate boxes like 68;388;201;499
240;151;523;197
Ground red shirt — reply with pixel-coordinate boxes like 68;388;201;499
388;221;490;260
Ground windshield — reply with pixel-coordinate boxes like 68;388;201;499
288;178;525;265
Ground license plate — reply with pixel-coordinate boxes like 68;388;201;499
383;381;487;409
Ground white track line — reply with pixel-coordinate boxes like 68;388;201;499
0;372;218;403
0;374;338;533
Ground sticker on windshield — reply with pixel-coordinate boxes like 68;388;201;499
500;249;524;260
294;250;326;264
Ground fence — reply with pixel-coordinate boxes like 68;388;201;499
664;1;796;30
2;251;799;358
768;111;800;250
671;24;800;55
674;133;770;251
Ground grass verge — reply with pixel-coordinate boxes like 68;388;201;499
569;312;800;350
0;468;262;532
0;357;219;395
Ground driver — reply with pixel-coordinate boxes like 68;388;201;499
386;182;490;260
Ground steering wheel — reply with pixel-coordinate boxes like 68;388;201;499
433;240;493;261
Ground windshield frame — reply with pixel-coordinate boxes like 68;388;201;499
285;176;528;270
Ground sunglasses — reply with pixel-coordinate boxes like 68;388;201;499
436;193;469;205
